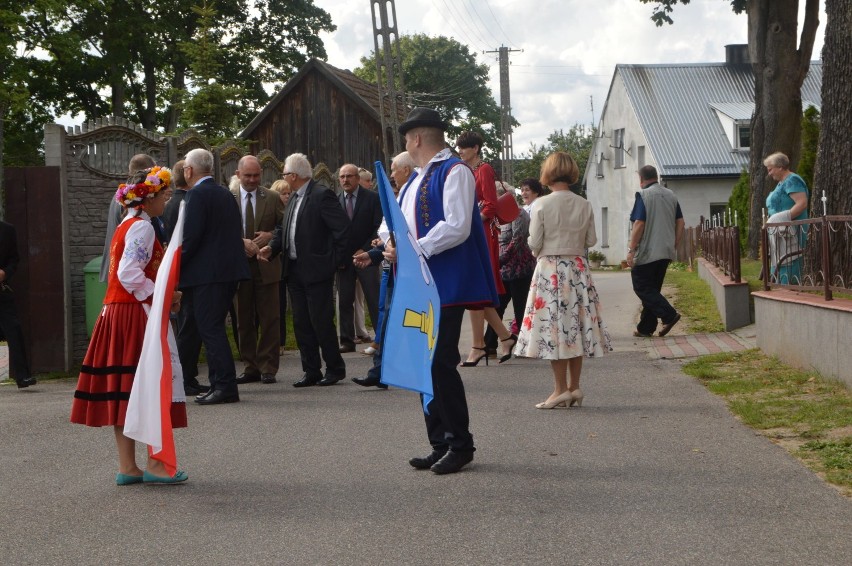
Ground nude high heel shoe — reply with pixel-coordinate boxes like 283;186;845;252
568;389;583;407
535;390;574;409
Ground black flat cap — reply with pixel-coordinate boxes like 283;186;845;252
398;107;448;135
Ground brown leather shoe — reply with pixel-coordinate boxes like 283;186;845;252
658;313;681;337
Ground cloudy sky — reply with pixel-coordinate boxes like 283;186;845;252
313;0;825;156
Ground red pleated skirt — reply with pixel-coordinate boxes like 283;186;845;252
70;302;187;428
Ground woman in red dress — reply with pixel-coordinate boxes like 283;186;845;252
455;131;518;366
71;167;188;485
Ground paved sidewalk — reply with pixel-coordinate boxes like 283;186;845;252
1;272;850;565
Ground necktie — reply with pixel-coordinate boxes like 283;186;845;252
346;193;354;219
287;193;300;259
245;192;255;239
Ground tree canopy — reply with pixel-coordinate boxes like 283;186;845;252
354;34;506;160
514;125;596;196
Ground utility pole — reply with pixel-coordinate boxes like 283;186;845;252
485;45;521;184
370;0;407;166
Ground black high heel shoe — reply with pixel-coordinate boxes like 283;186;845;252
498;334;518;364
461;347;489;367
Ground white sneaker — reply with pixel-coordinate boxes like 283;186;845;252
362;346;377;355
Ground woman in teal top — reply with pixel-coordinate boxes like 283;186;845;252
764;152;809;284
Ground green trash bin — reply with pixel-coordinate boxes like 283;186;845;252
83;256;108;337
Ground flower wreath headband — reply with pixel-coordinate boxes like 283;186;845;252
115;166;172;208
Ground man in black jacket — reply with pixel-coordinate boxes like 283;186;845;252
336;163;383;353
0;221;36;388
259;153;350;387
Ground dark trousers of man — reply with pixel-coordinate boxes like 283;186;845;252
484;273;533;351
235;268;280;377
0;289;31;383
178;282;239;394
288;260;345;380
366;267;394;380
631;258;678;335
337;263;381;348
423;306;475;454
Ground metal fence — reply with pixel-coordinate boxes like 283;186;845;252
696;223;742;283
761;215;852;300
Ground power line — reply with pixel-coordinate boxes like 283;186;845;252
481;0;516;48
434;0;489;52
456;0;493;51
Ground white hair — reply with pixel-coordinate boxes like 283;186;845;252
285;153;313;179
391;151;415;171
185;148;214;174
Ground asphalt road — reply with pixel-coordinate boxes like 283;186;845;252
1;271;850;565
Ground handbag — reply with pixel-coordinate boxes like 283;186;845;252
495;191;520;225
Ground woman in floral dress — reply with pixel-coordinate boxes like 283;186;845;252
515;152;612;409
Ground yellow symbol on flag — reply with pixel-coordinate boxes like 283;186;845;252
403;302;436;351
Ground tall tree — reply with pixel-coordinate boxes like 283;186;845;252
354;34;506;160
13;0;335;133
514;125;596;196
812;0;851;219
641;0;820;258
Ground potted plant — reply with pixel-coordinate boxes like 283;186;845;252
587;250;606;269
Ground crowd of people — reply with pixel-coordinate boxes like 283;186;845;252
8;104;808;482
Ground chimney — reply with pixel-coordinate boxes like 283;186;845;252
725;44;750;65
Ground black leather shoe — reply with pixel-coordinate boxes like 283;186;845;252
352;376;388;389
261;373;277;384
293;375;320;388
195;390;212;400
409;450;447;470
658;312;681;337
194;390;240;405
318;375;344;386
16;376;37;389
430;450;473;475
235;372;261;384
184;381;210;396
338;343;356;353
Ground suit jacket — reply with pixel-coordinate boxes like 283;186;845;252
270;179;350;284
339;187;383;257
231;186;285;285
162;188;188;243
0;221;20;283
179;178;250;289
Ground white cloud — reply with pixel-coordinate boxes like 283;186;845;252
312;0;825;154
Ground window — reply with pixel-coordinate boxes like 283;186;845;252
710;203;728;226
737;123;751;148
613;128;625;168
637;145;645;168
601;207;609;247
596;153;604;178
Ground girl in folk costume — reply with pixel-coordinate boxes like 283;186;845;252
71;167;188;485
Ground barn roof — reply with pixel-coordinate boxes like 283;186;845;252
240;58;404;139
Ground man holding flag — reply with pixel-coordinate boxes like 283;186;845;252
380;107;498;475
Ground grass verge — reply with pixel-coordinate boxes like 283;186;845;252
663;262;724;334
683;350;852;497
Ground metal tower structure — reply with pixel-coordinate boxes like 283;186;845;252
485;45;521;184
370;0;407;165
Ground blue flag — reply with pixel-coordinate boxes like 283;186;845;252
374;161;440;413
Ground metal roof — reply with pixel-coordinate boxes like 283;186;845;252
617;62;823;178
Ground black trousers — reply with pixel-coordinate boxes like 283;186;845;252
178;282;239;394
0;290;30;382
631;259;678;335
423;306;474;453
288;261;345;379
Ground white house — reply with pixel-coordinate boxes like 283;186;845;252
584;45;822;264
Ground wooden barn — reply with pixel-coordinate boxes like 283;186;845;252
240;58;405;175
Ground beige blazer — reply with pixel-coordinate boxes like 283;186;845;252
528;190;597;257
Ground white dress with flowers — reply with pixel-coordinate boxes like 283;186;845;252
514;192;612;360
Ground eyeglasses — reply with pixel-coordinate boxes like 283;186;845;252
282;171;293;177
339;174;357;179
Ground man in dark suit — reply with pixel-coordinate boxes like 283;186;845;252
178;148;250;405
231;155;285;385
0;221;36;388
336;163;383;353
162;159;188;244
259;153;350;387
